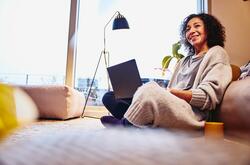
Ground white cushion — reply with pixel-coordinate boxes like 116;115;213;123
19;85;85;120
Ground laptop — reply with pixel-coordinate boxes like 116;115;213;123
107;59;143;99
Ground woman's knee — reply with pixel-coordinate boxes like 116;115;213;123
102;91;115;105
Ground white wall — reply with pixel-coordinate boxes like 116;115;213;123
210;0;250;66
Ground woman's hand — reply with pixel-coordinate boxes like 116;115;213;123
169;88;192;102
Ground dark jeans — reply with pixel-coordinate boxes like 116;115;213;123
102;91;132;119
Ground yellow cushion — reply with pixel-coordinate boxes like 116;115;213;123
230;64;241;81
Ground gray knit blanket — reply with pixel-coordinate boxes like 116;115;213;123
125;81;205;130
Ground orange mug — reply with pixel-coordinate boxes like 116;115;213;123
204;122;224;139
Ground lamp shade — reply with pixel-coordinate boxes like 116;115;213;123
112;13;129;30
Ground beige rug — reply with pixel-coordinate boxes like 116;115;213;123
0;117;250;165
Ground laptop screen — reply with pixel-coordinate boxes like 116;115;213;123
107;59;142;99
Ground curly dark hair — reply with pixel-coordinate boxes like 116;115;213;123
180;13;226;54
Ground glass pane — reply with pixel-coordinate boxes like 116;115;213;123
0;0;70;85
76;0;197;106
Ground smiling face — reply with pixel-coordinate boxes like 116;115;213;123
185;17;208;55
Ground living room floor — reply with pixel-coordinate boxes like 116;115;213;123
3;117;104;145
1;116;250;165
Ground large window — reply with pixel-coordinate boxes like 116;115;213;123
75;0;198;106
0;0;70;85
0;0;204;107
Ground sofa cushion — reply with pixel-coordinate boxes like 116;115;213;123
19;85;85;120
219;77;250;141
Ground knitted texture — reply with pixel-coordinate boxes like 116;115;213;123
124;81;205;130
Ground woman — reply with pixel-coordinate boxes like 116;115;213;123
100;13;232;129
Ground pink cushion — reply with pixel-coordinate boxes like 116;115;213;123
19;85;85;120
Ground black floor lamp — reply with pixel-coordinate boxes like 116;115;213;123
81;11;129;118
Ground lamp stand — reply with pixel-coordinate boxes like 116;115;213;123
81;49;110;118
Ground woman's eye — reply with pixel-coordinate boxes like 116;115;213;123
194;24;201;28
185;27;190;32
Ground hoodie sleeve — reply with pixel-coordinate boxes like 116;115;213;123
190;46;232;111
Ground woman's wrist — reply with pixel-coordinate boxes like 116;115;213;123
169;88;192;102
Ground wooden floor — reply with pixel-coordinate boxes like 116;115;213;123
84;106;109;119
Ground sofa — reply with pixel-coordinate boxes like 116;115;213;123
219;76;250;144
